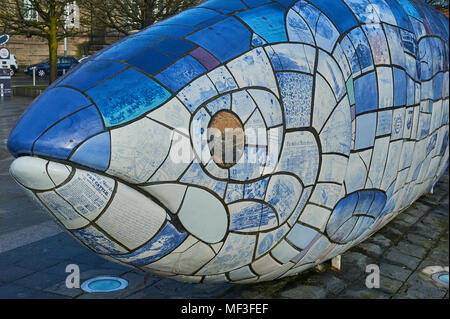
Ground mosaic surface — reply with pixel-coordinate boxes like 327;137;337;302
7;0;449;284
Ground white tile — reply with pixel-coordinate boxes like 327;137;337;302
141;183;187;214
108;118;173;183
178;187;228;244
96;182;166;249
227;48;279;97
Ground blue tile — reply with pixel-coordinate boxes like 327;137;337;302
57;61;127;92
393;67;407;107
384;0;414;31
70;132;111;172
96;35;164;61
348;28;374;71
244;178;269;200
187;17;251;62
277;72;313;128
326;192;358;235
87;68;171;127
355;113;377;150
308;0;359;34
236;3;288;43
274;0;298;7
114;223;187;267
159;8;221;26
354;72;378;114
327;190;387;244
433;72;444;100
199;0;247;11
126;48;175;75
340;36;361;75
155;55;206;92
242;0;272;7
376;110;393;136
353;191;375;215
72;226;124;255
141;24;197;37
33;106;104;160
287;224;318;250
230;202;263;231
406;76;416;106
396;0;422;21
8;87;92;157
369;191;388;219
152;38;195;54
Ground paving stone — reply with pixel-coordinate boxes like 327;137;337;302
409;222;442;241
390;219;413;231
394;213;420;226
124;278;232;299
43;281;84;298
406;233;435;250
366;234;393;249
380;263;412;282
356;242;384;258
279;285;328;299
379;275;403;295
421;213;449;232
379;227;404;244
404;202;431;219
338;286;391;299
0;265;36;283
395;273;447;299
338;252;375;282
384;248;422;270
0;283;68;299
70;251;111;267
425;249;449;265
394;241;428;259
13;270;67;291
303;273;347;295
13;255;63;272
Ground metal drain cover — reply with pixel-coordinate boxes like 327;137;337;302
81;276;129;293
432;272;449;286
420;266;449;289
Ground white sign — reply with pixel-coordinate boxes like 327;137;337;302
64;2;80;29
0;48;10;59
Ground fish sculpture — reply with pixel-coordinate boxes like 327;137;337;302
7;0;449;284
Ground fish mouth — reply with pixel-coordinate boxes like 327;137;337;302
9;155;186;254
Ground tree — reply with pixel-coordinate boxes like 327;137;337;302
425;0;449;9
0;0;85;83
80;0;203;37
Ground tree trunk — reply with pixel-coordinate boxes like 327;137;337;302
142;0;155;28
48;16;58;84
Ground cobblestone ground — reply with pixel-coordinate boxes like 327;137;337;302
0;97;448;299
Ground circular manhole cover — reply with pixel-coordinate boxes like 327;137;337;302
81;276;128;293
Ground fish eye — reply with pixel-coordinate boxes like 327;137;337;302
207;110;245;169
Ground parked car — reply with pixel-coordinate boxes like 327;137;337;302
24;56;79;77
9;54;18;76
0;53;18;76
78;55;91;64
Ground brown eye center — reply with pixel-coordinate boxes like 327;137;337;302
207;111;245;169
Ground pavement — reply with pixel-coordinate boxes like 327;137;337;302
11;74;49;87
0;96;448;299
